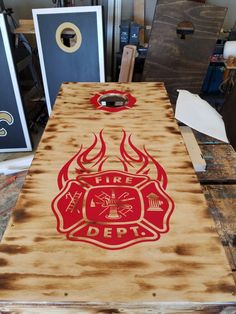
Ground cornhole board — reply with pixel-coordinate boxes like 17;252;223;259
33;6;105;115
0;14;32;152
142;0;227;105
0;83;235;312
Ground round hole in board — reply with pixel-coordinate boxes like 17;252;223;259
55;22;82;53
176;21;195;39
99;94;128;108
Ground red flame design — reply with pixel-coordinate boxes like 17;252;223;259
119;130;167;189
58;130;107;189
58;130;167;190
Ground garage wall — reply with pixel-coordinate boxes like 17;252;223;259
6;0;92;20
6;0;236;30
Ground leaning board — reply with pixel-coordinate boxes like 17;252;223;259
142;0;226;104
0;14;31;152
33;6;105;115
0;83;235;307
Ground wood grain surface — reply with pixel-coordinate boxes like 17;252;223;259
0;82;235;304
203;185;236;272
0;302;236;313
142;0;227;104
197;144;236;184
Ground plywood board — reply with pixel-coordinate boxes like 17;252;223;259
0;14;32;152
0;83;235;305
142;0;227;104
33;7;105;114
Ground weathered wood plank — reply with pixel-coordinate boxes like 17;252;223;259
0;302;236;314
193;130;224;145
0;83;234;304
203;185;236;271
197;144;236;184
143;0;227;104
0;173;26;240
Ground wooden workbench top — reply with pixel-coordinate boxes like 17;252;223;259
0;82;235;305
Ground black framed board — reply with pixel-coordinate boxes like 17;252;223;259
0;13;32;152
33;6;105;115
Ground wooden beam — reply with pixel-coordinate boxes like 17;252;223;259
133;0;145;44
118;45;136;82
13;19;35;34
180;126;206;172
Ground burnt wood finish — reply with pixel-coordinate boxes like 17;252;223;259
142;0;227;104
0;83;235;307
197;144;236;184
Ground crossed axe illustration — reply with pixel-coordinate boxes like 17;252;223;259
0;111;14;137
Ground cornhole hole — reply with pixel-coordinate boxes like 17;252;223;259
33;7;105;114
0;14;31;152
0;83;235;312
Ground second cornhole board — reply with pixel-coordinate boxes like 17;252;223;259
143;0;227;104
33;6;105;114
0;14;32;152
0;83;235;308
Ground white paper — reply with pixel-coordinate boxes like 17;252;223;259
175;90;229;143
0;154;34;175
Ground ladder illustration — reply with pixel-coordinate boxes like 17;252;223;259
66;191;82;213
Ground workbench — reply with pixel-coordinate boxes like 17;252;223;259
0;82;236;313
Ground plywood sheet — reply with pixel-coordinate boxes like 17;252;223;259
0;14;31;152
0;83;235;304
142;0;227;104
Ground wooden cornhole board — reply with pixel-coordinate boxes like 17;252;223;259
0;83;235;311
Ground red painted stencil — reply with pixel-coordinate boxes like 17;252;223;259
90;90;136;112
52;131;174;249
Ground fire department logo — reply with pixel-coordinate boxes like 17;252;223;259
52;130;174;249
90;90;136;112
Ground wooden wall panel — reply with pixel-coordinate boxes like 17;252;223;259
142;0;227;104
